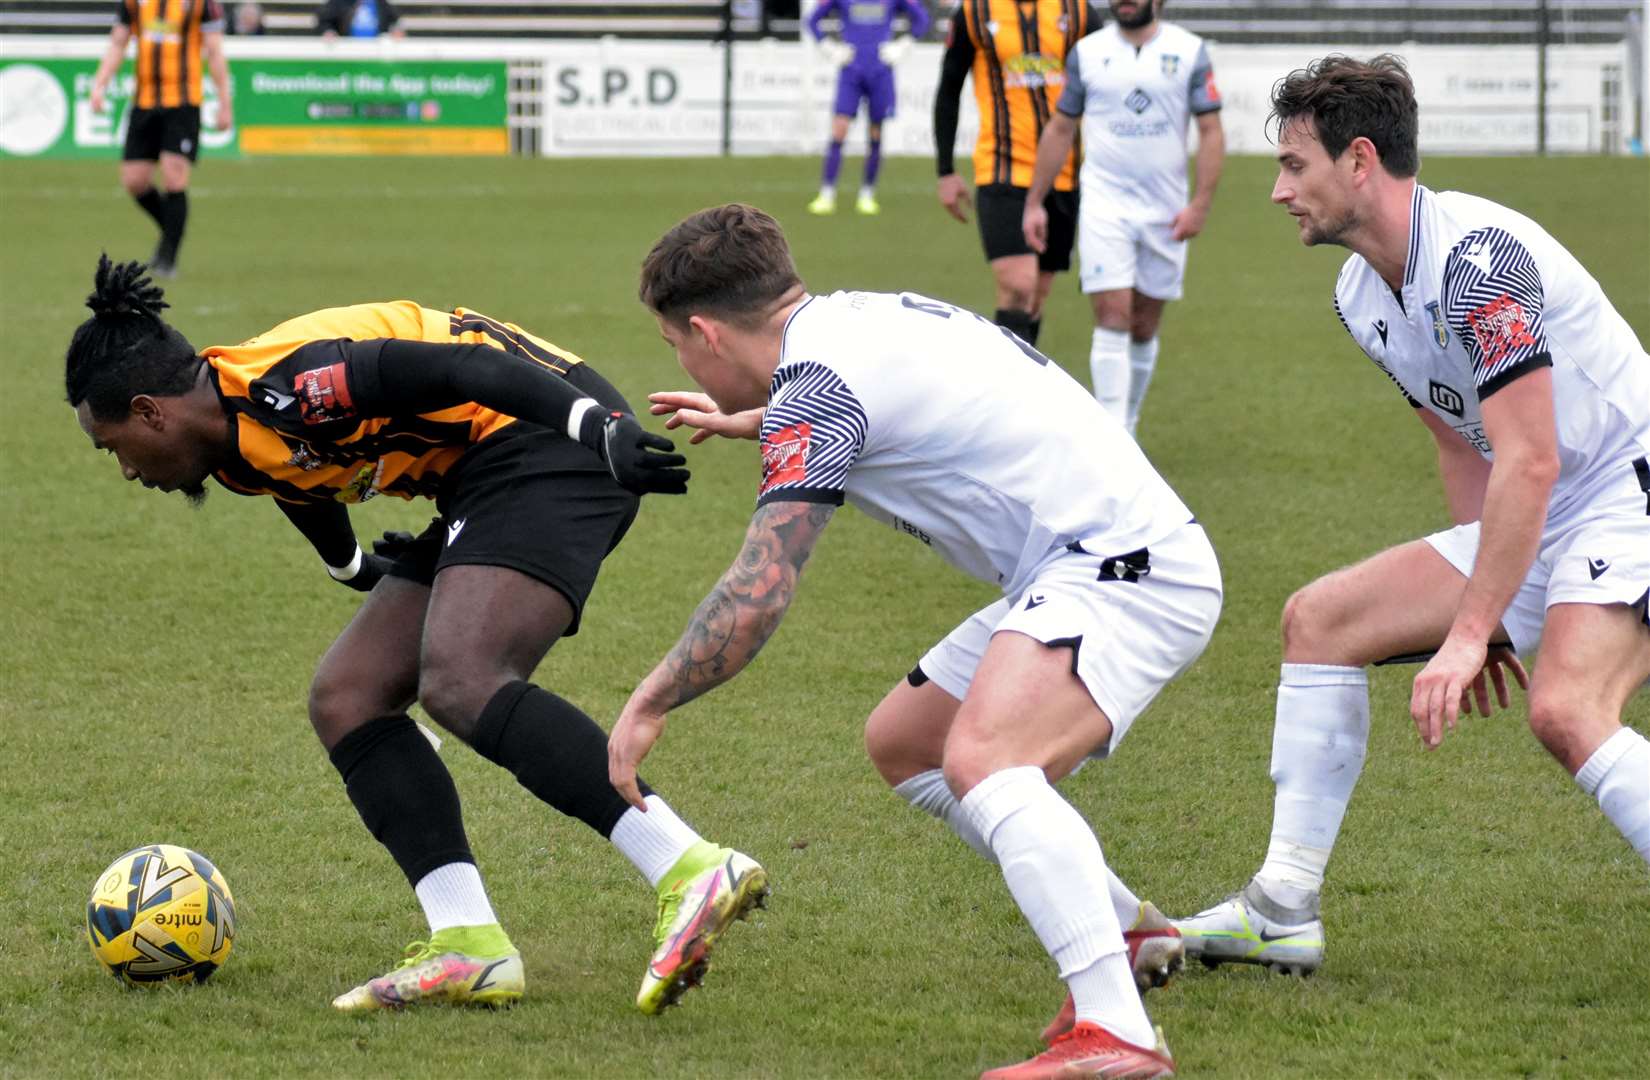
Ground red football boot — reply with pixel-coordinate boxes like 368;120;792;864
982;1022;1175;1079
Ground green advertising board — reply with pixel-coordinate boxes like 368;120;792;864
0;57;507;158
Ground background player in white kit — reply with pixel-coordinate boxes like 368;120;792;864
1021;0;1225;433
1175;55;1650;976
609;203;1222;1079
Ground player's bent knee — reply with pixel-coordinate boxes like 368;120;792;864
1280;582;1352;660
1526;688;1594;769
416;662;499;741
308;675;376;751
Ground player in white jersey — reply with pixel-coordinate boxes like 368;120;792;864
611;204;1222;1079
1174;55;1650;977
1022;0;1225;433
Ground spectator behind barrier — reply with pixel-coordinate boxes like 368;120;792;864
318;0;404;39
233;3;265;35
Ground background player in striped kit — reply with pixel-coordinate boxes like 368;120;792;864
90;1;233;278
1175;55;1650;976
933;0;1103;348
1022;0;1224;433
805;0;931;216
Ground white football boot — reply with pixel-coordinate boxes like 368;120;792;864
1173;881;1324;976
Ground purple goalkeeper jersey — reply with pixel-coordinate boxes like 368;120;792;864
807;0;931;70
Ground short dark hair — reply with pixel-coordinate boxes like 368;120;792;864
1270;54;1420;177
638;203;803;327
65;255;199;421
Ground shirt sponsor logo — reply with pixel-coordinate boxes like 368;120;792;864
1124;87;1152;114
1426;300;1449;351
1428;380;1465;418
1467;293;1536;368
337;461;383;503
294;362;355;425
760;422;812;493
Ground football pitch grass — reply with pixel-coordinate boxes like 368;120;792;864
0;153;1645;1079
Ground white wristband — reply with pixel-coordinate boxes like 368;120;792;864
566;397;602;441
326;545;365;581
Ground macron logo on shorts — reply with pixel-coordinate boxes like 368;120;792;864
446;518;466;546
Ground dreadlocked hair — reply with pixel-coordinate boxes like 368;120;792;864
66;254;201;421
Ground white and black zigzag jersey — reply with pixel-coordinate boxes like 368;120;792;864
756;291;1195;597
1056;20;1221;219
1333;185;1650;520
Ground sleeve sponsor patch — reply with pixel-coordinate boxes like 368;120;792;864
760;422;812;494
1466;293;1537;370
293;362;355;425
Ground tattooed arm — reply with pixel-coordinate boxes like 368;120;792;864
608;499;837;808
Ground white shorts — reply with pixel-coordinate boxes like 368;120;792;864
1077;201;1187;300
916;522;1222;757
1423;459;1650;655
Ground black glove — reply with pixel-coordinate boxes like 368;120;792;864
371;529;419;560
580;409;690;495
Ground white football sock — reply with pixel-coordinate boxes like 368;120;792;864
895;768;996;861
1124;336;1159;434
1253;664;1370;913
610;795;703;887
414;862;498;932
1089;327;1130;423
960;766;1152;1047
895;767;1148;924
1575;727;1650;863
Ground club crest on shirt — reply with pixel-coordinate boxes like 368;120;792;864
1467;293;1536;368
1425;301;1449;351
285;443;325;472
294;362;356;425
1161;55;1179;77
760;422;812;494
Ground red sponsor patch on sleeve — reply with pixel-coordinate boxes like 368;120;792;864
1204;70;1221;102
1467;293;1537;369
293;362;356;425
759;422;812;495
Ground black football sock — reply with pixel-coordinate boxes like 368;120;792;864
157;191;188;263
469;680;654;839
1027;317;1042;347
133;187;166;229
329;714;474;886
995;307;1036;344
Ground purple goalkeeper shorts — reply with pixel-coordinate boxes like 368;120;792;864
834;62;896;123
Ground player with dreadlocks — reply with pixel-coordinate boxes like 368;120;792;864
66;256;770;1015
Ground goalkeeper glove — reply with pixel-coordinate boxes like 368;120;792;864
570;401;691;496
823;39;855;67
877;35;912;65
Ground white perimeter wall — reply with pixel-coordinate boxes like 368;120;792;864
1;34;1636;157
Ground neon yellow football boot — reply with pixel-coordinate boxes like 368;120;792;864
331;923;523;1012
636;842;768;1015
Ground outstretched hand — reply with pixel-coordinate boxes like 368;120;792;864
1411;638;1529;749
608;701;666;811
593;411;690;495
647;391;763;444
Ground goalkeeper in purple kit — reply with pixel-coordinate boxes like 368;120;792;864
807;0;931;215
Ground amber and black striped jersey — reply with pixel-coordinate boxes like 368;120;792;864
936;1;1102;189
205;301;589;505
115;0;225;110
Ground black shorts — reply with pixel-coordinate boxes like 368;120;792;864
976;184;1078;273
384;368;640;636
123;106;203;163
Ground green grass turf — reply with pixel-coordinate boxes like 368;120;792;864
0;153;1646;1079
